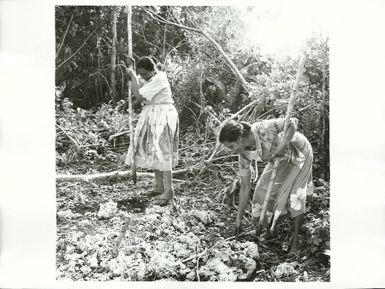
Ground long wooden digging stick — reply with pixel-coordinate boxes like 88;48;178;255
257;48;307;231
127;6;137;184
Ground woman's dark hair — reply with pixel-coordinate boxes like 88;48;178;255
137;56;156;71
137;56;165;71
218;120;251;143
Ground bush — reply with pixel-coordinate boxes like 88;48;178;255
56;98;131;166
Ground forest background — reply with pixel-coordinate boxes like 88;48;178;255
55;6;329;178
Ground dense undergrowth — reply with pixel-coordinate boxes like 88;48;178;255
56;101;330;281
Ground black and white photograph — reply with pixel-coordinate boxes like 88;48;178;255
1;0;385;288
55;5;330;281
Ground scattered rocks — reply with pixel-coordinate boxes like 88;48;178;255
88;252;99;268
274;262;298;278
147;252;182;278
190;209;215;225
78;219;93;230
242;258;257;279
97;200;118;219
178;232;200;249
58;209;79;219
107;252;146;280
57;178;329;281
199;257;238;281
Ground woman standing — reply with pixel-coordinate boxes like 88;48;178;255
126;56;179;206
218;118;313;252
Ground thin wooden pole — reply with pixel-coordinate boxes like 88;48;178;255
110;7;120;104
258;48;307;231
127;6;137;184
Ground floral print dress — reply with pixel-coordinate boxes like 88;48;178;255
239;118;313;224
125;71;179;171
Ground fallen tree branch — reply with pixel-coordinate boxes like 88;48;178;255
56;170;153;183
56;167;190;183
56;154;235;183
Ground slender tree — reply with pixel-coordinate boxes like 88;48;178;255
110;6;120;104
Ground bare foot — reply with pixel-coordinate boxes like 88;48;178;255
290;234;303;253
154;191;174;206
261;228;277;241
143;189;163;197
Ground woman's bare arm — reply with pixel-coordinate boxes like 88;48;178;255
127;69;144;102
236;173;251;233
275;118;298;156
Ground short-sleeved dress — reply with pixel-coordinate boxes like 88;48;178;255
125;71;179;171
239;118;313;224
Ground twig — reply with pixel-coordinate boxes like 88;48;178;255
196;244;201;281
109;130;129;140
191;101;222;124
230;100;259;121
148;243;174;267
164;39;187;63
56;14;73;57
206;143;223;163
56;26;100;70
115;219;130;251
56;124;80;148
181;228;258;265
182;248;207;263
89;71;111;89
179;140;201;152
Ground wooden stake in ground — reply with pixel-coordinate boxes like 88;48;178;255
126;6;137;184
257;48;307;233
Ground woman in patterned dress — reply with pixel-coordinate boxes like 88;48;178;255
218;118;313;252
126;56;179;206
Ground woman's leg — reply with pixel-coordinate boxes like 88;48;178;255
262;213;288;240
154;170;164;193
162;170;174;197
154;170;174;205
290;214;304;252
144;170;164;196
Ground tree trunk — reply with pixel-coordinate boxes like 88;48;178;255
110;6;119;104
162;22;167;62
